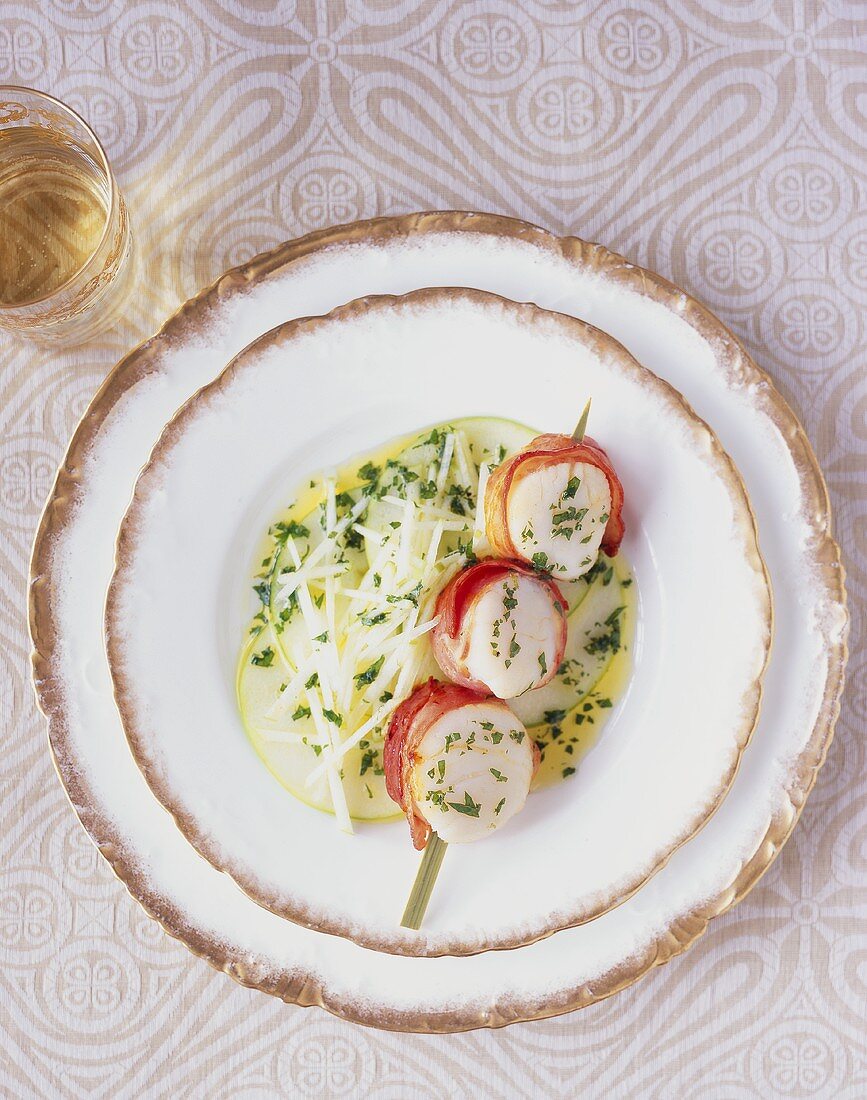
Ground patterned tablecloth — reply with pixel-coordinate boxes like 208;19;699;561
2;2;865;1097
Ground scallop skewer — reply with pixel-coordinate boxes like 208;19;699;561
484;400;625;580
431;559;568;699
384;679;538;929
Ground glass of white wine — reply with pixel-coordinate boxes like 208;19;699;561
0;86;133;343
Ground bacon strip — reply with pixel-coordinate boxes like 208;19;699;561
432;559;567;692
384;679;493;850
485;433;625;561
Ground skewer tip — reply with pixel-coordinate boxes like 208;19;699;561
571;398;592;443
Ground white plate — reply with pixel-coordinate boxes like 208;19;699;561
30;215;845;1029
105;288;770;957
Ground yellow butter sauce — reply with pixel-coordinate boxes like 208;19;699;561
531;556;636;789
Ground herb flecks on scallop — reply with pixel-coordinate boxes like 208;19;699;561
484;412;625;581
431;560;568;699
384;680;539;850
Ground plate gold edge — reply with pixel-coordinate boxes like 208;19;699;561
103;285;772;958
28;211;848;1032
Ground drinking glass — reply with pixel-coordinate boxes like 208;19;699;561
0;85;133;343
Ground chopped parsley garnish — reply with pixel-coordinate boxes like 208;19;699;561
494;797;506;816
314;631;328;643
272;519;309;543
253;579;271;606
354;655;384;688
447;791;481;817
489;768;507;783
357;461;380;484
360;611;389;626
538;651;547;676
562;766;576;778
292;705;311;721
305;671;319;689
343;528;364;550
322;709;343;726
550;505;588;541
251;646;274;667
583;557;608;585
454;538;477;563
585;605;625;656
359;740;379;776
563;475;581;499
419;479;438;499
387;581;422;607
447;483;474;516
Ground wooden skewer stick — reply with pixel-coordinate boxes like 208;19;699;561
400;832;448;930
571;398;592;443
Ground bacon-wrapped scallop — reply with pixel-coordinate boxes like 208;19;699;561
431;560;567;699
384;679;539;849
484;433;625;580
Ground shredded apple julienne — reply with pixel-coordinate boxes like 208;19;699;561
242;425;490;833
237;418;633;841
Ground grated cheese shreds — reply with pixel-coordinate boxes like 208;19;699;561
305;695;400;785
261;424;489;829
395;496;415;580
352;522;382;545
373;616;439;658
473;462;491;556
436;432;455;495
453;429;476;491
308;692;353;834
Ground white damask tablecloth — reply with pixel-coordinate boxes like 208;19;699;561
1;2;865;1097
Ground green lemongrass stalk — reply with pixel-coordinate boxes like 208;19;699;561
571;398;592;443
400;833;448;930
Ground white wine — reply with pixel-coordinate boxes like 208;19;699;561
0;126;109;306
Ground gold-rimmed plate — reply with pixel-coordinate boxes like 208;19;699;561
30;214;846;1028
